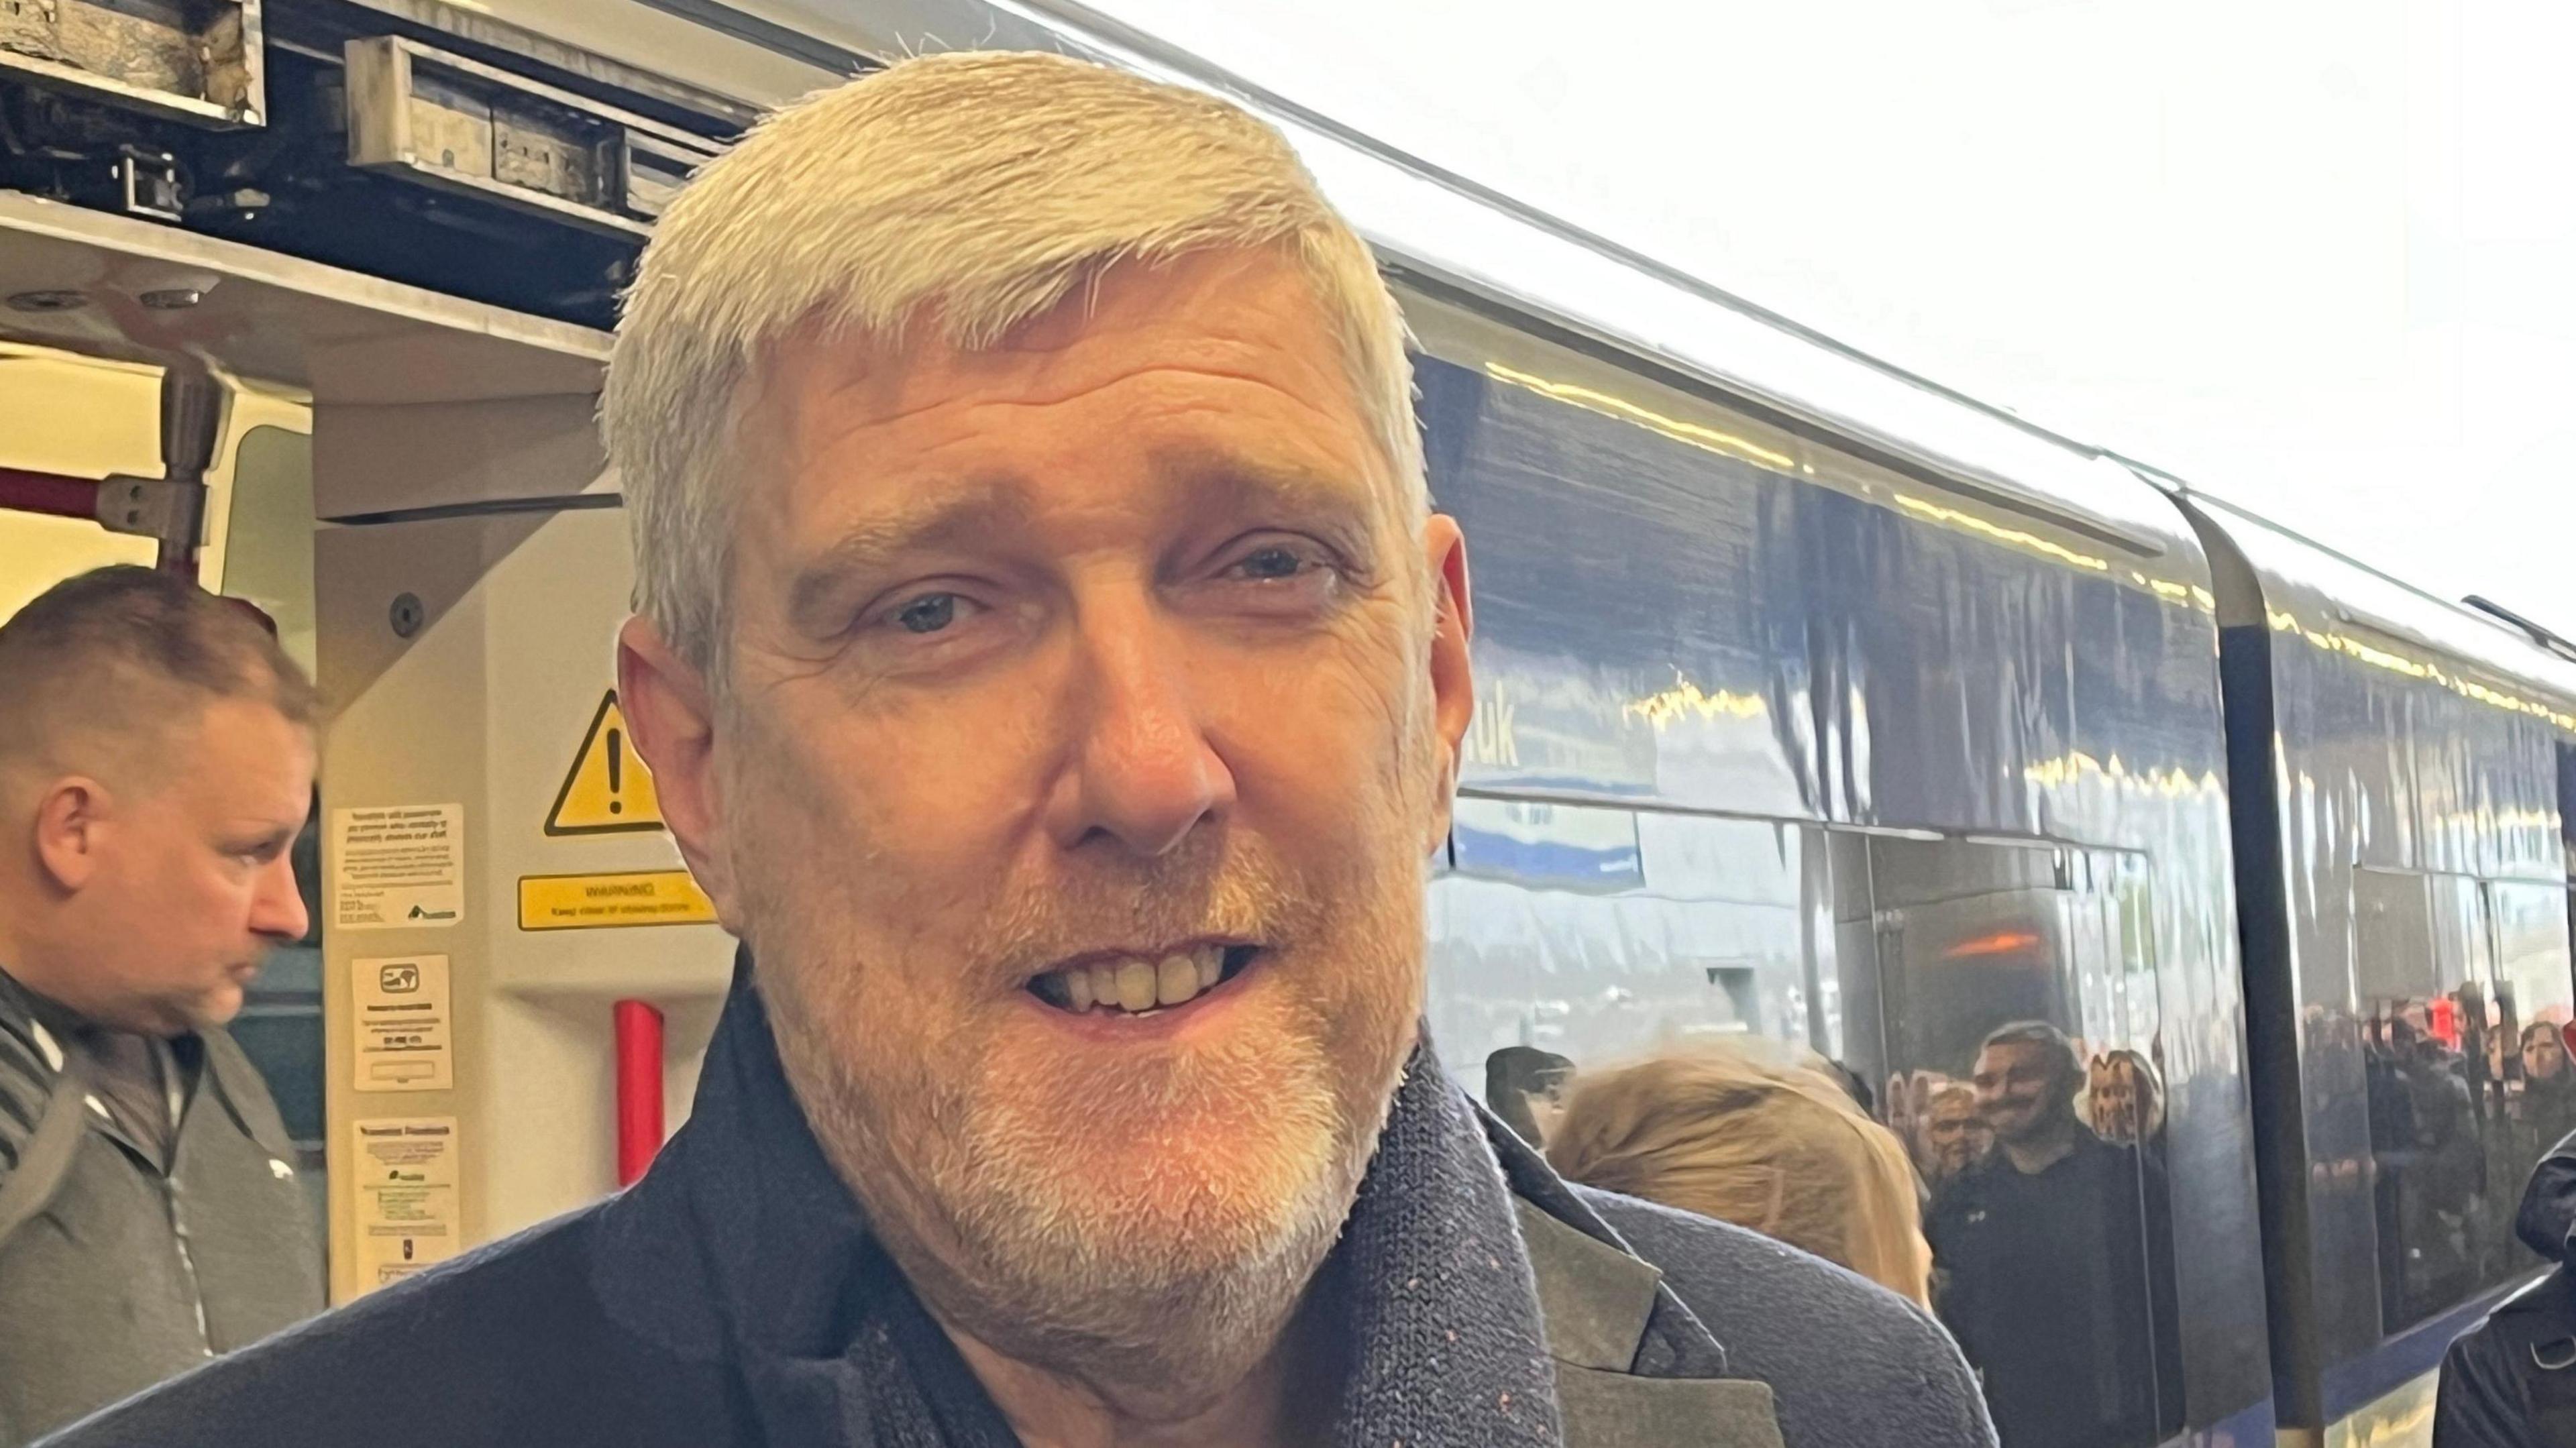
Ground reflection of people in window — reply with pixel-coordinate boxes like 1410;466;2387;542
1880;1068;1956;1180
1483;1046;1573;1149
1885;1072;1920;1162
2520;1024;2576;1133
1544;1046;1934;1306
2400;1022;2488;1309
2088;1049;2165;1154
1923;1084;1992;1188
1925;1022;2184;1448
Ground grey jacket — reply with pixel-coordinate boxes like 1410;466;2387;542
40;951;1992;1448
0;972;323;1447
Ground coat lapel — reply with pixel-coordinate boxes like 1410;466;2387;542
1516;1199;1786;1448
595;962;1788;1448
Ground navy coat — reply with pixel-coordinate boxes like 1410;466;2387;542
41;958;1991;1448
2438;1133;2576;1448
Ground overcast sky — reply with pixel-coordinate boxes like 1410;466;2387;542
1089;0;2576;635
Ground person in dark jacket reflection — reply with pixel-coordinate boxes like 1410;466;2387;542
1927;1022;2184;1448
2436;1129;2576;1447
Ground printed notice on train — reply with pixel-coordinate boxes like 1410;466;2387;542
351;1117;460;1289
352;954;454;1092
518;870;717;931
333;804;464;930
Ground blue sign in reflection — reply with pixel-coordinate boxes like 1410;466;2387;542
1450;796;1644;893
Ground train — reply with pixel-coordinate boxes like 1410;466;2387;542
5;1;2573;1444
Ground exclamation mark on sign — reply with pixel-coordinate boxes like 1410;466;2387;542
606;728;624;815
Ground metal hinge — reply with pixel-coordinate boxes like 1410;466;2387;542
92;476;206;550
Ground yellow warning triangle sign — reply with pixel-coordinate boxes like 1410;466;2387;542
545;691;665;836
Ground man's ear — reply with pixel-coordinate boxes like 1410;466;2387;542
30;776;111;895
616;617;741;926
1422;514;1474;854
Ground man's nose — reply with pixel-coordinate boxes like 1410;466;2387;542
1043;600;1236;856
250;850;310;942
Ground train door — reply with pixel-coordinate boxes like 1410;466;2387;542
1;195;741;1307
1849;833;2185;1448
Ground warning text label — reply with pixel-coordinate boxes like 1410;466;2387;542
517;871;716;931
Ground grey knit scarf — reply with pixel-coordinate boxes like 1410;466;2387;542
657;958;1570;1447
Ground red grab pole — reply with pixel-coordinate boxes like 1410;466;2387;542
0;466;98;518
614;1000;665;1186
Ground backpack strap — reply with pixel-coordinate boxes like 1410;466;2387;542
0;1044;95;1252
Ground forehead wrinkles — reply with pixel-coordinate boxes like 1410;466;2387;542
734;261;1410;523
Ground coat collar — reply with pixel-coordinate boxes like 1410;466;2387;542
592;950;1778;1448
0;964;282;1169
1481;1097;1784;1448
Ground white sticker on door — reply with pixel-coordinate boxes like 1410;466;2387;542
333;805;463;930
352;954;453;1092
350;1116;460;1289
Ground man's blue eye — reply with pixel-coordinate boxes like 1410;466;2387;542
895;594;957;633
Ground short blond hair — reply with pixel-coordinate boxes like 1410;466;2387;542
1547;1045;1934;1307
602;50;1424;676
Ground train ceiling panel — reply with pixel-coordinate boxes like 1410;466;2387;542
341;35;722;238
0;0;264;126
0;188;605;401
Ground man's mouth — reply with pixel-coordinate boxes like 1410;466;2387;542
1024;943;1260;1018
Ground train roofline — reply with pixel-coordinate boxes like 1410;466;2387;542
2164;477;2576;714
438;0;2204;565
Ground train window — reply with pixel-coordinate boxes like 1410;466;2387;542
1428;799;1811;1075
2355;867;2475;1332
215;423;317;675
1428;807;2184;1448
2357;867;2576;1337
2486;881;2576;1268
1865;835;2183;1448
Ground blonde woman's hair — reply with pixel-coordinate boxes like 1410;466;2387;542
603;49;1425;679
1546;1044;1934;1307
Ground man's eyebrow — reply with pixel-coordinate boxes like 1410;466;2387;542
1146;443;1377;523
785;480;1029;632
225;822;299;852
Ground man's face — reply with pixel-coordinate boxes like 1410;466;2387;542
1926;1092;1991;1175
1972;1040;2072;1146
1525;1072;1570;1145
58;698;313;1034
2528;1029;2567;1080
639;247;1471;1367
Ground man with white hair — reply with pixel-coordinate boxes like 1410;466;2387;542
41;52;1992;1448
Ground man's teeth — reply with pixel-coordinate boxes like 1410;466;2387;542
1034;946;1230;1015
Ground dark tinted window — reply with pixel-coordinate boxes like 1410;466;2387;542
1428;805;2185;1448
2357;867;2576;1335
